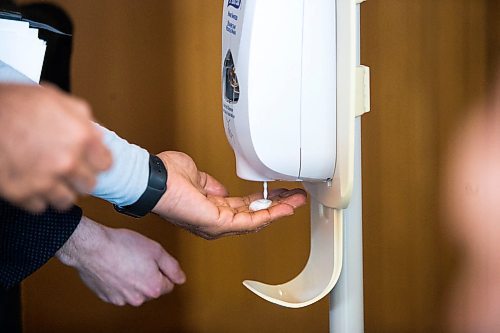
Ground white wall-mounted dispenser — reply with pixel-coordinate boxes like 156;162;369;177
222;0;370;330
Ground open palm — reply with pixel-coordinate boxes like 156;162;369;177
152;151;307;239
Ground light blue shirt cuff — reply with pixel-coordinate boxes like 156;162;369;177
91;124;149;206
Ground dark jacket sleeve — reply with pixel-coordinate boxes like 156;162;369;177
0;200;82;289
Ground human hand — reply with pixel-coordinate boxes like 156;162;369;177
56;216;185;306
0;84;112;212
152;151;307;239
444;80;500;333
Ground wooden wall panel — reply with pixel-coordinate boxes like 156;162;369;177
487;0;500;79
17;0;495;332
361;1;488;332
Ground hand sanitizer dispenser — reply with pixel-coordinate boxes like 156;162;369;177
222;0;370;310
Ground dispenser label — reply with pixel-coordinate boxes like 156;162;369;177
223;104;236;147
227;0;241;9
223;104;235;119
224;0;242;36
226;21;237;35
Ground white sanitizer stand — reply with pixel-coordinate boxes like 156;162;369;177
330;5;366;332
222;0;370;331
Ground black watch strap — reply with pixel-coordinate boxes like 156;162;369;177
114;154;167;218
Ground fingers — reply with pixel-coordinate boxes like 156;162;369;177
207;188;307;237
133;275;174;305
233;203;292;230
9;183;75;213
224;188;289;209
83;127;113;173
65;159;98;193
46;85;112;183
131;243;185;305
62;129;111;194
61;94;112;174
158;276;176;296
45;182;76;210
125;275;175;307
58;135;109;195
66;124;111;190
20;195;47;213
156;249;186;285
272;188;308;207
62;128;111;194
128;256;184;306
48;85;93;121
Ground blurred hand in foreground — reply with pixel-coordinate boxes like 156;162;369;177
0;84;112;212
444;79;500;333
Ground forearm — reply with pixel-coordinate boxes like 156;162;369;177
55;216;106;268
91;124;149;206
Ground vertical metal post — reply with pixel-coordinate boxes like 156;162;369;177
329;117;364;333
330;4;364;332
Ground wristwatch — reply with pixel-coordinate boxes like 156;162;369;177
114;154;167;218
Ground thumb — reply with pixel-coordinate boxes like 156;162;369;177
198;172;228;197
156;249;186;285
